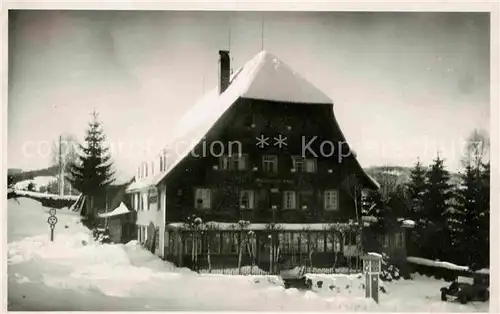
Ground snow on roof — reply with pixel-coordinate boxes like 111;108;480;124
126;172;164;193
112;170;134;186
139;51;333;187
124;50;376;190
98;202;131;218
365;174;380;190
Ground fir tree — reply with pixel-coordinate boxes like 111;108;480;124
406;158;427;256
421;155;453;260
67;111;115;227
453;161;490;269
408;158;426;220
452;130;490;269
361;168;400;235
450;164;476;264
477;162;490;268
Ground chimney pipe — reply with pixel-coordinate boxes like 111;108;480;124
219;50;230;94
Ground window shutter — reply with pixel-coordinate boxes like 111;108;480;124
239;155;247;170
206;189;211;208
318;191;323;210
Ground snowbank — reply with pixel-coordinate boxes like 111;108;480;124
476;268;490;275
407;257;469;271
7;198;489;312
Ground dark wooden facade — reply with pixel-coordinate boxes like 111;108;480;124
156;97;378;272
162;98;370;224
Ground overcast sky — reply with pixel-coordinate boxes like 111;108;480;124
8;11;490;176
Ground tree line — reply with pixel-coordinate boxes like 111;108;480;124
363;129;490;270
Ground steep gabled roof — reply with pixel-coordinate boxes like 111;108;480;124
169;50;331;145
126;50;379;191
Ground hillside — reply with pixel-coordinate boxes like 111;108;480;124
10;166;59;184
364;166;461;187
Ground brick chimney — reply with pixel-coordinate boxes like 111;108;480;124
219;50;230;94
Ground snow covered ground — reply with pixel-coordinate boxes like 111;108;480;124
7;197;489;311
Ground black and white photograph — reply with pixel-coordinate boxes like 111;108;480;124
4;3;497;312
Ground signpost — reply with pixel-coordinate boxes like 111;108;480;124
48;208;58;241
362;254;382;303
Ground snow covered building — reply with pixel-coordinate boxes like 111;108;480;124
126;50;384;271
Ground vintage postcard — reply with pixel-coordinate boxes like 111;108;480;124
4;1;498;312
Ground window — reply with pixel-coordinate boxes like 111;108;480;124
194;188;211;209
143;193;149;211
158;187;162;211
292;156;304;172
291;233;299;253
220;154;247;170
305;159;317;173
394;231;405;248
299;232;309;253
344;231;357;246
262;155;278;173
283;191;296;209
240;190;254;209
138;193;143;211
133;193;139;211
279;233;294;253
326;233;334;251
309;233;318;252
324;190;339;211
381;234;390;247
221;232;239;253
292;156;316;173
317;233;325;252
298;190;313;209
208;232;221;254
